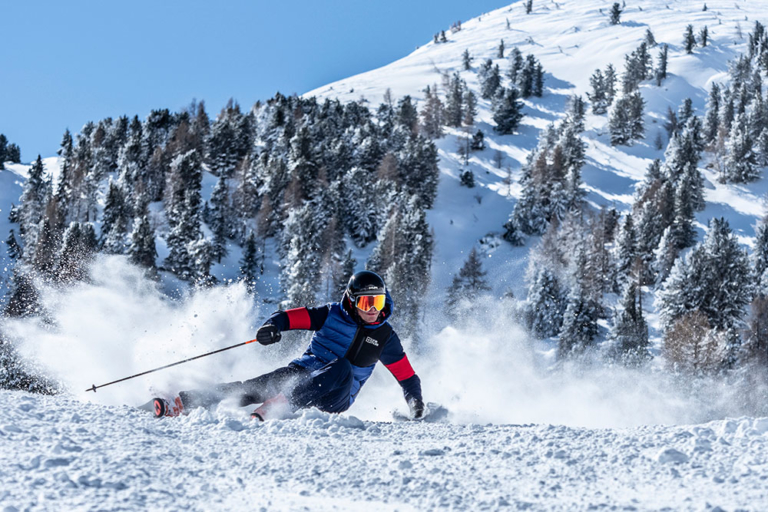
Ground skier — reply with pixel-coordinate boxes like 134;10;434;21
152;270;425;421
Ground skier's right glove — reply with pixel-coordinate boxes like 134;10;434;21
256;324;282;345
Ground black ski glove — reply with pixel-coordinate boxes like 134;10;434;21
256;324;282;346
408;397;425;419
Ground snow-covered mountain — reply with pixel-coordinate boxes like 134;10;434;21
307;0;768;301
3;1;768;510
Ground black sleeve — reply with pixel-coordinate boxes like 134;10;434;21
264;305;330;332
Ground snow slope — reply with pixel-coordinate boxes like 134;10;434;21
1;389;767;511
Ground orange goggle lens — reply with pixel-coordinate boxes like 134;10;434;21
355;294;386;312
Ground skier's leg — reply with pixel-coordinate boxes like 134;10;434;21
179;365;307;409
288;358;353;413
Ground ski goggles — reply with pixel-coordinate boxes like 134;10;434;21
354;294;386;312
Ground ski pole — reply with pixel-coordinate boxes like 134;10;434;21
85;338;259;393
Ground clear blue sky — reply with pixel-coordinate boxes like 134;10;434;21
1;1;514;160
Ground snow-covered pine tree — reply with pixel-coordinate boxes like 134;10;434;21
564;95;586;133
645;28;657;47
100;179;129;254
654;226;679;284
463;88;478;126
420;85;445;139
609;3;622;25
342;167;379;247
684;24;697;54
480;61;502;100
128;209;157;275
604;64;617;106
588;69;608;115
614;213;637;284
655;44;669;85
17;156;51;263
396;96;419;134
5;229;22;261
507;48;524;83
526;266;566;338
444;73;465;128
493;87;524;135
704;83;721;145
558;282;600;358
753;219;768;283
700;25;709;47
607;281;650;365
609;92;645;145
720;113;759;183
446;247;491;309
657;218;755;331
497;39;505;59
207;176;230;263
462;48;473;71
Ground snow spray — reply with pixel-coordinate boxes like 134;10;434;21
2;256;753;427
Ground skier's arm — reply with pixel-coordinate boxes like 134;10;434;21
256;306;330;345
380;333;423;411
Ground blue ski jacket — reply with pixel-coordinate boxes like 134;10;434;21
264;292;422;409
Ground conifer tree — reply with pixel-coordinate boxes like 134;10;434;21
655;44;669;85
396;96;419;134
604;64;618;106
588;69;608;114
654;226;679;284
564;96;586;133
239;231;260;289
5;229;22;261
608;281;650;365
493;87;524;135
100;179;129;254
684;25;697;54
470;130;485;151
609;3;622;25
446;248;491;308
609;92;645;145
525;0;533;14
463;88;478;126
17;156;50;262
462;48;473;71
444;73;465;127
644;28;657;47
497;39;506;59
700;26;709;47
208;176;230;263
480;62;502;100
128;212;157;274
721;114;759;183
526;267;566;338
614;214;637;281
558;282;600;358
420;85;445;139
704;82;721;144
657;218;755;331
507;48;524;83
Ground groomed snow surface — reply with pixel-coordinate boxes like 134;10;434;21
1;390;767;511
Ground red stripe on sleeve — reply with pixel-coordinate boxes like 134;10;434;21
285;308;311;330
385;355;416;382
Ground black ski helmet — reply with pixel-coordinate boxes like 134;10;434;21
346;270;386;299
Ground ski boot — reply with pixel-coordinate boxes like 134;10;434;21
152;396;185;418
251;393;290;421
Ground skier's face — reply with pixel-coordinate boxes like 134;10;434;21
357;304;381;324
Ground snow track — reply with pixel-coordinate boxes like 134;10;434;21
1;390;767;511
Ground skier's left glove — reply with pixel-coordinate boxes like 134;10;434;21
408;397;425;419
